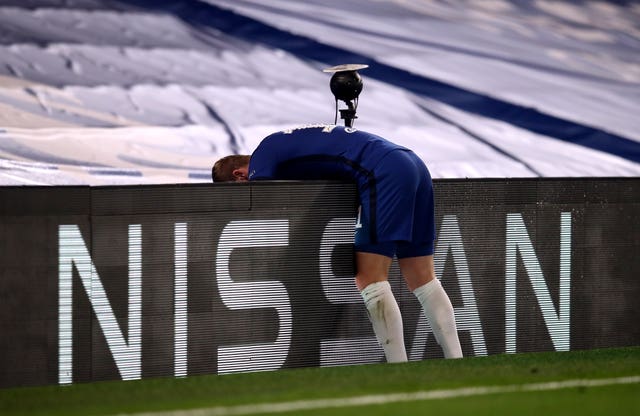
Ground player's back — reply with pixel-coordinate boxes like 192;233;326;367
249;125;407;181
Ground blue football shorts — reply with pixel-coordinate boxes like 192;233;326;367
354;149;436;259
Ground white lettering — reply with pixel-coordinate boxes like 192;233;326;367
216;220;292;374
355;207;363;229
505;212;571;353
58;224;141;384
174;222;188;377
282;124;336;134
319;218;384;366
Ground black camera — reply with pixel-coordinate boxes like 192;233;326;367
323;64;368;127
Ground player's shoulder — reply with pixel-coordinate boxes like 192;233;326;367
272;124;377;138
262;124;381;144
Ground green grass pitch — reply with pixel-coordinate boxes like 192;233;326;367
1;347;638;415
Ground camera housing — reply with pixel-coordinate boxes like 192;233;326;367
323;64;369;127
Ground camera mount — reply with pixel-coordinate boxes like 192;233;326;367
323;64;369;127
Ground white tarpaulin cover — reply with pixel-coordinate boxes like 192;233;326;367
0;0;638;185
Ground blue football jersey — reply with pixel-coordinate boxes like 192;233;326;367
248;124;434;250
248;125;409;182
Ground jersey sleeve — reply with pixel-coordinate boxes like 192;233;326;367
247;139;277;180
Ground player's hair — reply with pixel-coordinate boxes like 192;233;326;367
211;154;251;182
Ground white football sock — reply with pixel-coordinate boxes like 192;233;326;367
360;281;408;363
413;279;463;358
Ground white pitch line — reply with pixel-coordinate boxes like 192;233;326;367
122;375;640;416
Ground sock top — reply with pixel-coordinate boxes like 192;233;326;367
412;278;441;298
360;280;392;301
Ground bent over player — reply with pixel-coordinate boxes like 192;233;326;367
212;125;462;361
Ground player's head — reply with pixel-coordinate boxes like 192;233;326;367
211;155;250;182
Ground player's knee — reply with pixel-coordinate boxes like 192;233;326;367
355;275;388;292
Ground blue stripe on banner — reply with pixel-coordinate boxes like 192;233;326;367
161;0;640;163
188;171;212;180
0;138;109;167
88;168;142;177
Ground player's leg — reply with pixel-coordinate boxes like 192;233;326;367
398;254;462;358
355;250;407;363
353;151;414;363
395;151;462;358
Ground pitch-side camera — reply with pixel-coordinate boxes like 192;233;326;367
323;64;369;127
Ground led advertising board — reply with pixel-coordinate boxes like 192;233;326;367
0;179;638;387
